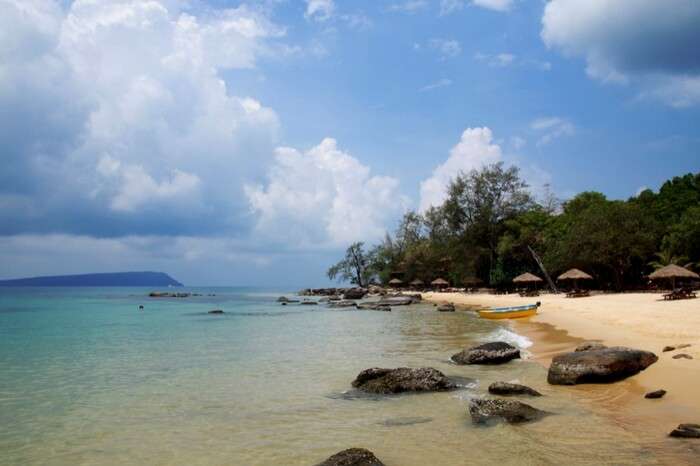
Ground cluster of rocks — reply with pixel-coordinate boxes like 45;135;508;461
315;448;385;466
149;291;192;298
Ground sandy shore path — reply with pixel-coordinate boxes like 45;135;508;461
424;291;700;451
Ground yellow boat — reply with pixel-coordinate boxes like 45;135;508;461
477;303;540;320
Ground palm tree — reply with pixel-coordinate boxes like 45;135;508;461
648;249;690;270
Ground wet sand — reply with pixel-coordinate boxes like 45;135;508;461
425;291;700;461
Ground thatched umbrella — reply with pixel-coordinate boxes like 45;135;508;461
388;278;403;287
649;264;699;290
557;268;593;290
431;278;449;289
410;279;425;288
513;273;543;284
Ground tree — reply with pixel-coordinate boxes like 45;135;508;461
327;242;375;287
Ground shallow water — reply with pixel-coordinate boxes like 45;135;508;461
0;288;688;465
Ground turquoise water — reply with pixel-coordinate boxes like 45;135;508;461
0;288;692;465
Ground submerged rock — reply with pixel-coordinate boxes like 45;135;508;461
469;398;548;425
376;296;417;306
437;303;456;312
208;310;224;314
670;424;700;438
575;342;607;352
352;367;457;394
547;347;658;385
316;448;385;466
451;342;521;365
301;300;318;305
488;382;542;397
663;344;691;352
379;416;433;427
328;300;358;309
672;353;693;360
357;303;391;311
645;389;667;399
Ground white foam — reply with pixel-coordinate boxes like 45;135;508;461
482;327;533;349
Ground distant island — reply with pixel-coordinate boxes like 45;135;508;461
0;272;183;287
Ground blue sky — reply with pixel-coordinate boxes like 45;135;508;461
0;0;698;286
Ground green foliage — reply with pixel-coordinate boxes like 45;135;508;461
328;168;700;290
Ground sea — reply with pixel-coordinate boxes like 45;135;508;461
0;287;690;465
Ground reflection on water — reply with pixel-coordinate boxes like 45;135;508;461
0;288;693;465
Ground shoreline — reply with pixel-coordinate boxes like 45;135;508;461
424;291;700;458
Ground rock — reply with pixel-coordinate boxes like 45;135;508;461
380;416;433;427
149;292;191;298
376;296;418;306
488;382;542;397
315;448;385;466
672;353;693;360
138;305;144;310
451;342;521;365
669;424;700;438
328;300;358;309
277;296;290;302
301;300;318;305
469;398;548;424
344;288;367;300
575;342;607;352
208;310;224;314
547;347;658;385
663;344;691;352
357;303;391;311
437;303;456;312
351;367;457;394
645;389;667;399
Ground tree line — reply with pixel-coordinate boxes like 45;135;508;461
328;163;700;291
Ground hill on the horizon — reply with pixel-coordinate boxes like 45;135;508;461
0;272;184;287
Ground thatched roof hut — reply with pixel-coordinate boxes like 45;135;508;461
410;279;425;287
557;269;593;281
650;264;699;289
513;272;543;284
388;278;403;286
431;278;449;288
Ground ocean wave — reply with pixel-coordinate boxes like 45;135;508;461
481;327;533;349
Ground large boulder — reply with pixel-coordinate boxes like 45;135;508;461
451;342;521;365
376;296;417;306
316;448;385;466
669;424;700;438
469;398;548;424
437;303;456;312
488;382;542;397
344;288;367;300
352;367;457;394
547;346;658;385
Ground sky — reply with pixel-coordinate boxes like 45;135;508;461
0;0;699;286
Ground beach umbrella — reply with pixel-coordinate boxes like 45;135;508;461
557;268;593;290
388;278;403;287
431;278;449;289
410;279;425;287
649;264;699;290
512;273;543;284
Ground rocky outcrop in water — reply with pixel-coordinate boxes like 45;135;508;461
328;300;358;309
437;303;455;312
351;367;457;394
669;424;700;438
451;342;521;365
488;382;542;397
672;353;693;360
208;310;224;314
547;346;658;385
343;288;367;300
376;296;418;306
663;343;691;352
357;303;391;311
469;398;548;424
645;389;666;399
149;292;191;298
316;448;385;466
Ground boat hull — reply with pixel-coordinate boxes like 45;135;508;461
478;308;537;319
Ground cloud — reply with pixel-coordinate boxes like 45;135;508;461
420;78;453;91
245;138;407;247
510;136;527;150
440;0;513;15
305;0;335;22
428;38;461;60
0;0;285;237
542;0;700;107
387;1;429;14
419;127;502;211
530;117;575;146
475;52;515;67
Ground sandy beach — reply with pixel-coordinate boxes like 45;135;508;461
425;291;700;446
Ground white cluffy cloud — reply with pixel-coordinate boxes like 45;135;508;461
441;0;513;15
530;117;575;146
429;38;461;60
0;0;285;233
305;0;335;22
419;127;502;211
388;1;429;14
246;138;406;247
542;0;700;107
421;78;453;92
